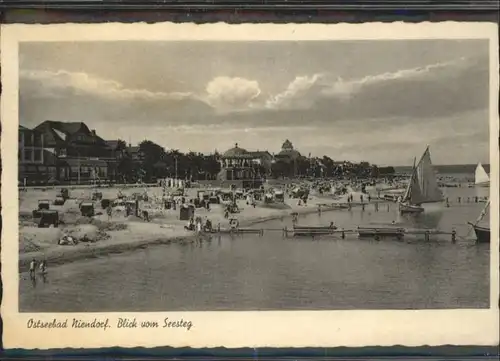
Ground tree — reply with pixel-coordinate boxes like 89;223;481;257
139;140;166;181
114;139;133;182
271;160;290;179
118;156;134;183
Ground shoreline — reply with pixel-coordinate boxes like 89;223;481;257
18;202;334;273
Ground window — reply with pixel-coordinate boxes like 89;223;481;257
34;149;43;163
24;133;33;147
33;133;43;147
24;149;33;162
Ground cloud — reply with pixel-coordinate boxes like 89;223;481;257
261;56;488;121
20;69;194;102
19;69;215;128
266;74;325;110
19;53;489;133
204;76;261;112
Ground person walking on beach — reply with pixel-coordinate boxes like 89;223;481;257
29;258;37;279
106;204;113;220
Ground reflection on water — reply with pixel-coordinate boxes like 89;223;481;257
401;211;443;230
20;187;491;312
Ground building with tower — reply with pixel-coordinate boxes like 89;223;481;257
217;143;273;188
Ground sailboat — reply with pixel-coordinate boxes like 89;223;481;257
468;200;490;243
399;146;443;214
474;162;490;187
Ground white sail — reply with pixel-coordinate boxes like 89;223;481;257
402;158;425;205
415;146;443;203
475;162;490;185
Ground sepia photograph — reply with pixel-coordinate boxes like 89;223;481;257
1;22;498;349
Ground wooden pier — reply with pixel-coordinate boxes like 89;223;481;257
281;225;457;242
202;224;458;242
209;227;264;236
289;226;338;237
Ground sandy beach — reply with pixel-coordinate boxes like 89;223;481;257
19;184;366;272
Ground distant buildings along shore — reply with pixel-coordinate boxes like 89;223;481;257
18;121;390;186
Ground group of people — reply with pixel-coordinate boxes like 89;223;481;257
346;193;371;203
29;258;47;279
185;216;214;233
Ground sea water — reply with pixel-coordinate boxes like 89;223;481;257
19;184;491;312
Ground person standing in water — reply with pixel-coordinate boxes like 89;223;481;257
39;260;47;274
29;258;37;279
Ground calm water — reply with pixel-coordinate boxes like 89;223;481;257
20;186;491;312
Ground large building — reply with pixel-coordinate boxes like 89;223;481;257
273;139;303;177
274;139;301;162
27;121;115;184
217;143;273;188
18;125;60;185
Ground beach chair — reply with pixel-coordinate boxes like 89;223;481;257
38;199;50;210
38;210;59;228
92;191;103;201
80;201;95;217
101;199;111;209
53;195;66;206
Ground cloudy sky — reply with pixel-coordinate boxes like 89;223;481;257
19;40;490;165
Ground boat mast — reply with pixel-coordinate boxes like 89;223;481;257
402;157;417;203
474;200;490;225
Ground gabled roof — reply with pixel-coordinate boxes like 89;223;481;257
34;120;107;146
35;120;88;135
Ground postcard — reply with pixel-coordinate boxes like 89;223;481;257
1;22;499;349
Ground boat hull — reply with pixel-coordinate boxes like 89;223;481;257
469;223;490;243
399;203;424;214
475;181;490;187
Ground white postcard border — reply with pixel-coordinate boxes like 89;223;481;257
1;22;499;349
